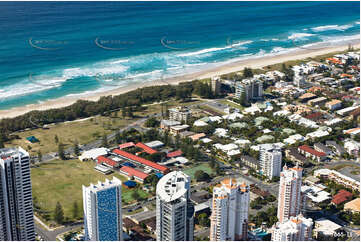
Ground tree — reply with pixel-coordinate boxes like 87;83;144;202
243;67;253;78
122;108;126;118
145;117;160;128
198;213;210;227
0;136;4;148
131;190;141;201
54;135;59;144
115;130;122;144
72;201;79;219
194;170;211;182
37;150;42;162
73;141;80;156
58;143;65;160
54;202;64;224
102;134;108;148
126;107;134;118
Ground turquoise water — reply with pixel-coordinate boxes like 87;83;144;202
0;1;359;110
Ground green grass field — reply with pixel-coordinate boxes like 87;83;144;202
7;115;133;156
183;163;213;180
31;159;150;224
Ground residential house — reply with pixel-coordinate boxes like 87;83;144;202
331;190;353;206
325;99;342;110
325;141;345;156
285;148;308;166
314;143;332;156
240;155;259;170
298;145;326;162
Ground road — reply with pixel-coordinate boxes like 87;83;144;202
35;221;83;241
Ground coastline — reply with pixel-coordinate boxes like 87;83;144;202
1;40;359;119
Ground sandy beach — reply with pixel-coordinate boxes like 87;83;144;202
0;40;359;119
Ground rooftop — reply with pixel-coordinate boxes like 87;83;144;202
299;145;326;157
344;198;360;213
120;166;149;180
156;171;190;202
113;149;168;173
0;147;28;160
84;177;122;192
135;142;158;154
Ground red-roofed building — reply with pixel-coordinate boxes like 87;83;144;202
326;58;342;65
304;112;323;122
135;142;158;154
331;190;353;205
340;73;354;79
298;145;326;162
113;149;169;173
97;156;119;168
342;95;358;102
119;142;135;149
166;150;183;158
119;166;149;183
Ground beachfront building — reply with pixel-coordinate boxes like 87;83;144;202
260;146;282;180
272;214;313;241
82;177;123;241
156;171;194;241
277;165;303;223
211;76;221;95
168;106;192;123
0;147;35;241
209;179;250;241
235;79;263;102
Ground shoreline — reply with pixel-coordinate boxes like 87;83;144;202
0;40;359;119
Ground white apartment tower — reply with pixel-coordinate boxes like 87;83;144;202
277;165;303;223
235;79;263;102
156;171;194;241
209;178;250;241
83;177;123;241
260;146;282;180
272;214;313;241
168;106;192;123
0;147;35;241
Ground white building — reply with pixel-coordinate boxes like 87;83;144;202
156;171;194;241
314;218;342;239
260;146;282;180
0;147;35;241
83;177;123;241
284;134;305;145
277;165;303;223
235;79;263;101
210;179;250;241
272;214;313;241
169;106;192;122
344;139;360;157
79;147;109;161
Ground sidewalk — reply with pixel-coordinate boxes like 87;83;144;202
34;215;63;231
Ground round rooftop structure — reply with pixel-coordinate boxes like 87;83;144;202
156;171;190;203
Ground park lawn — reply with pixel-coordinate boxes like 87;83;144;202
6;115;132;156
218;99;244;111
31;159;149;224
183;163;213;180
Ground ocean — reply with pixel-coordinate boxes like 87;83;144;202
0;1;359;110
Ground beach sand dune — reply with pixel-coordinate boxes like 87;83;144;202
0;41;359;119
